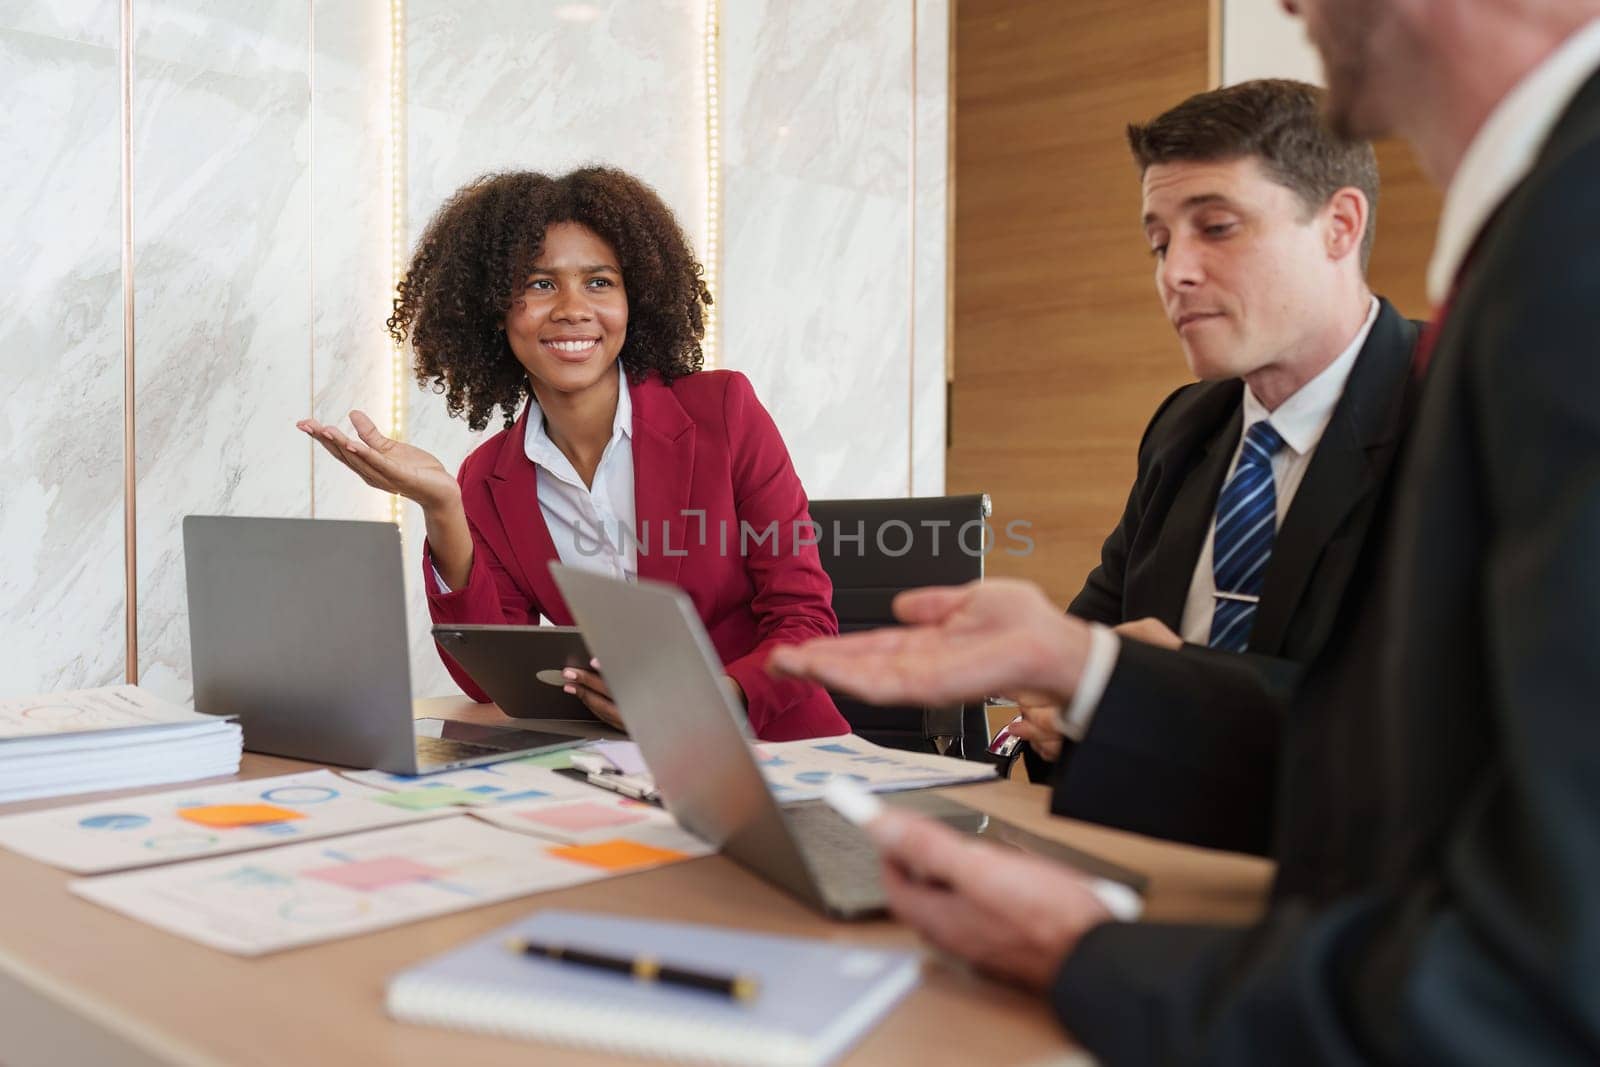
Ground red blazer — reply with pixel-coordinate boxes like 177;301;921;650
424;369;848;741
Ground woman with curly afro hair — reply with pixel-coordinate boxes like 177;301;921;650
300;167;846;741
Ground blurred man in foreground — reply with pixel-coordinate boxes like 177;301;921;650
774;1;1600;1059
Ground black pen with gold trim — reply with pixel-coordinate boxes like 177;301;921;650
505;938;761;1001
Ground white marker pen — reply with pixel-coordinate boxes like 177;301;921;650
821;777;1144;922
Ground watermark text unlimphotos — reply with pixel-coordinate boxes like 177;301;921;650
570;512;1035;559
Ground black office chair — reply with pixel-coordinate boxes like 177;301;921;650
806;494;996;760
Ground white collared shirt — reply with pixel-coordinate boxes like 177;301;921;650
1176;296;1380;644
1061;296;1379;741
1428;17;1600;303
435;362;637;597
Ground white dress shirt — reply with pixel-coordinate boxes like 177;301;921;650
1061;296;1379;741
1427;17;1600;304
1176;296;1380;644
435;362;637;598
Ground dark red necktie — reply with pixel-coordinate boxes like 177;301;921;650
1415;206;1502;380
1412;286;1457;381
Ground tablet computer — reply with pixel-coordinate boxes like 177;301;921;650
431;624;598;721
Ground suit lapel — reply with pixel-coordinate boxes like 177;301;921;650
1251;301;1418;652
629;376;696;587
1131;405;1240;628
486;403;570;623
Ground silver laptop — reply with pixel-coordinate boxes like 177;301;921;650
182;516;581;774
550;563;1147;919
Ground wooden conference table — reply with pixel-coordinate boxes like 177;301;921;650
0;698;1273;1066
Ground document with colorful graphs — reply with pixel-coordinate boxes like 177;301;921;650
70;816;698;955
0;770;446;873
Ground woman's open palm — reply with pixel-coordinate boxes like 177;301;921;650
297;411;458;509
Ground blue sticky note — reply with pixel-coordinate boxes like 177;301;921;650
493;789;552;804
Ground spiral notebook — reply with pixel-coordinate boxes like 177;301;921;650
386;910;921;1065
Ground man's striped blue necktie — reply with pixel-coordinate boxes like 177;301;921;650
1209;420;1286;652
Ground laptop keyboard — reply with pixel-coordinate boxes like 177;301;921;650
414;735;505;767
784;801;888;913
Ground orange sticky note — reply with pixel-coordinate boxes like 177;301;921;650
177;803;305;828
548;839;689;871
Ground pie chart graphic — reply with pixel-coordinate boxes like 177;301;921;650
142;831;219;853
793;771;870;786
19;704;82;721
279;898;369;924
15;704;84;729
78;814;151;831
260;786;339;805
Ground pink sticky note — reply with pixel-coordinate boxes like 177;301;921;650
301;856;444;892
516;802;650;832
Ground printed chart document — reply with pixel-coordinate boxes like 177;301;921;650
470;791;713;855
339;758;601;807
0;685;210;740
0;770;450;874
71;816;703;956
577;735;997;804
341;761;713;857
0;686;241;803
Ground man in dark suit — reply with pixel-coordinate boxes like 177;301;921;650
771;1;1600;1059
1011;83;1420;855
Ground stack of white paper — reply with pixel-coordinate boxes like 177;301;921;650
0;686;242;804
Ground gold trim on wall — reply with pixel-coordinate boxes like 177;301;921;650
703;0;722;368
307;0;317;519
943;0;955;392
120;0;138;684
1209;0;1223;87
388;0;406;524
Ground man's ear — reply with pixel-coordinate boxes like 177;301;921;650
1323;186;1369;263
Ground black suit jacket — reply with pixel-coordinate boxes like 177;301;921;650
1051;67;1600;1065
1041;300;1419;853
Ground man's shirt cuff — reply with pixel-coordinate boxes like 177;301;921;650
1057;623;1119;741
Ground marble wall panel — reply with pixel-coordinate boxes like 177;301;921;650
0;3;125;696
400;0;707;696
721;0;947;502
310;1;392;523
131;0;311;702
722;0;912;199
912;0;949;497
5;0;949;702
1222;0;1323;86
721;169;912;498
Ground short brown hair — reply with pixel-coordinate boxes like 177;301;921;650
1127;79;1380;269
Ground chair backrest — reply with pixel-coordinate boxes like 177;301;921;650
805;495;992;755
807;494;990;623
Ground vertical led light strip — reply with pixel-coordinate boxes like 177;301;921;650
120;0;138;683
307;0;317;517
702;0;721;367
388;0;406;524
906;0;918;496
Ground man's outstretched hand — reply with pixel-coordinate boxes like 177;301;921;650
768;578;1090;709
